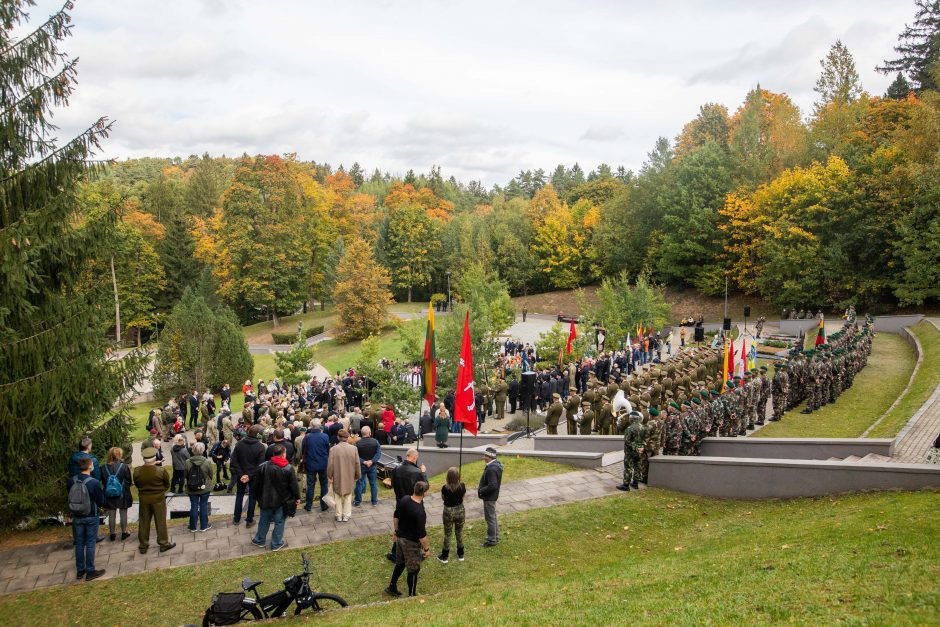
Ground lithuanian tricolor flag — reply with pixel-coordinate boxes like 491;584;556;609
815;316;826;346
422;301;437;405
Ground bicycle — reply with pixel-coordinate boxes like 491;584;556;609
202;553;347;625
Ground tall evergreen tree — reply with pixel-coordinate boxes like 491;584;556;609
813;40;862;112
0;1;146;523
878;0;940;91
157;206;199;310
886;72;914;99
185;152;224;216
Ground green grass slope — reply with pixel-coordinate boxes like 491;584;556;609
1;488;937;626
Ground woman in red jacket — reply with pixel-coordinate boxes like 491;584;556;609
381;405;396;434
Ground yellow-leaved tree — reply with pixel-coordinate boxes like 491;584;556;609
332;238;394;340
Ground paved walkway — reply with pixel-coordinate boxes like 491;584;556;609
0;469;620;596
890;318;940;463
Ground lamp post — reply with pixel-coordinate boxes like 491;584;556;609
446;271;451;312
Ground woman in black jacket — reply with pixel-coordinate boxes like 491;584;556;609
102;447;133;541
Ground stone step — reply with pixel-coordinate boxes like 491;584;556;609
860;453;894;463
843;455;862;462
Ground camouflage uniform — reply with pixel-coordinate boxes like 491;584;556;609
757;368;771;425
771;364;789;421
640;409;663;483
679;404;698;456
617;413;646;490
663;406;682;455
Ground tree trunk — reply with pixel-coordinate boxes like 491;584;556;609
137;327;142;347
407;285;412;303
110;255;121;343
272;308;280;327
320;300;325;311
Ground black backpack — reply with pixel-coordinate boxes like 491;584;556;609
187;462;206;492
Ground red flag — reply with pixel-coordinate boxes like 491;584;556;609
727;338;734;382
453;312;478;435
815;317;826;346
740;337;747;372
566;319;576;354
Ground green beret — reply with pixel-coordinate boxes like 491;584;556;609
759;366;768;372
669;401;680;410
728;382;736;389
649;408;660;417
710;390;719;397
692;397;701;405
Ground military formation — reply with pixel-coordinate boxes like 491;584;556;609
606;312;873;492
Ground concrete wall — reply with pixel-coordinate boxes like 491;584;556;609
778;315;923;337
649;456;940;499
533;435;623;454
700;437;894;460
421;432;510;448
382;444;603;476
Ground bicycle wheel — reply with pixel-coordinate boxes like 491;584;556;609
297;592;348;614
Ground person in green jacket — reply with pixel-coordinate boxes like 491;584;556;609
184;442;214;532
434;405;452;448
133;448;176;555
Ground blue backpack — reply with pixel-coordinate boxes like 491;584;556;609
104;463;124;498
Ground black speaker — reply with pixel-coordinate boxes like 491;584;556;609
694;326;705;342
744;306;751;318
520;371;536;397
723;318;732;331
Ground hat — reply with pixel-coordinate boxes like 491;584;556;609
483;447;498;459
710;390;719;397
649;407;660;417
142;447;158;461
148;428;157;435
669;401;680;410
552;393;561;400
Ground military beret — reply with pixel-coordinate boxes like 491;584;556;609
759;366;767;372
629;410;641;417
669;401;680;410
733;375;741;381
692;397;701;405
649;407;660;417
727;382;736;389
681;401;691;409
710;390;719;397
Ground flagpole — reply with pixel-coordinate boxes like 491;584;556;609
458;424;464;477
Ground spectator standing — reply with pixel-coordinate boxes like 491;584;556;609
388;448;427;562
209;439;231;491
231;424;266;528
68;435;101;481
133;447;175;554
478;447;504;547
250;444;299;551
385;481;431;598
419;410;433;437
301;420;330;513
101;447;132;541
170;434;190;495
184;442;214;532
326;429;361;522
354;426;382;507
67;457;106;581
434;406;451;448
438;467;466;564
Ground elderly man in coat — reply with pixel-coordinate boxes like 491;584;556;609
327;429;361;522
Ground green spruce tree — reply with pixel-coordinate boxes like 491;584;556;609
0;1;147;523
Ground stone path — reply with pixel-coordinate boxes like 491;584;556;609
890;318;940;463
0;469;620;597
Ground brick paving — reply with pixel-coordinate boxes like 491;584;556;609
891;318;940;463
0;469;620;597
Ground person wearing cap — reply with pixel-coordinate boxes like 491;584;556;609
478;447;503;547
544;393;563;435
327;429;361;522
617;412;645;491
596;394;614;435
133;447;175;555
564;387;581;436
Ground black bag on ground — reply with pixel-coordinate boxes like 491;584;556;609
205;592;245;625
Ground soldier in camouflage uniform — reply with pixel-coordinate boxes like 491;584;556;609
800;351;818;414
663;403;682;455
564;387;580;436
640;407;663;483
745;371;760;431
723;381;741;436
757;366;771;425
617;412;646;491
771;362;788;421
678;401;698;455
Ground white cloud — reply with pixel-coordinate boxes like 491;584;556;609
19;0;917;184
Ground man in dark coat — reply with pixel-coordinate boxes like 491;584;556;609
250;444;299;551
231;424;266;527
387;449;428;562
301;420;331;512
507;375;519;414
478;447;503;547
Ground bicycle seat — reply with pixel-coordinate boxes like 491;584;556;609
242;578;262;591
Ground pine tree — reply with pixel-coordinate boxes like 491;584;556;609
0;1;147;523
878;0;940;91
185;152;224;216
157;206;199;310
885;72;914;99
813;40;862;112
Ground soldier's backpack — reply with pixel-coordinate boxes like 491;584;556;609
68;476;92;516
187;462;206;492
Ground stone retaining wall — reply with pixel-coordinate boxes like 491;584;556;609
700;437;893;460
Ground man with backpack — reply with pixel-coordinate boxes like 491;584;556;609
185;442;214;532
67;457;106;581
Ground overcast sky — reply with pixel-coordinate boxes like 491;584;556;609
25;0;915;185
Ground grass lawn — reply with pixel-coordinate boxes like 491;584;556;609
313;318;423;376
242;309;336;345
868;320;940;438
754;333;915;439
1;488;937;625
364;457;573;500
